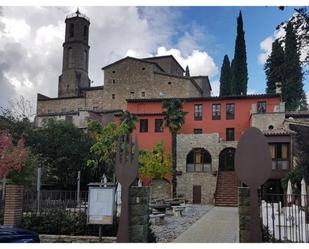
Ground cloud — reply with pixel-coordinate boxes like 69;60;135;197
0;6;219;111
210;80;220;96
258;36;273;65
156;47;218;78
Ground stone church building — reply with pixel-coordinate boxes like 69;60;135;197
36;10;211;128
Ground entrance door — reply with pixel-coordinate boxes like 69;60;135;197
193;185;201;204
219;148;236;171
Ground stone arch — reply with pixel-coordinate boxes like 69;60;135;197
219;147;236;171
149;178;170;200
186;148;212;172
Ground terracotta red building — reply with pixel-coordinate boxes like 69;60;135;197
120;94;294;206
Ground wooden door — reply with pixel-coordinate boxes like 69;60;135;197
193;185;201;204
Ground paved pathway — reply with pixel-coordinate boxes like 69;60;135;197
173;207;239;243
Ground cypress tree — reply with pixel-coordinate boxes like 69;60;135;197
264;39;285;94
231;11;248;95
283;21;305;111
185;65;190;77
219;55;232;96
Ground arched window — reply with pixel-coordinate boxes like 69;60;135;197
186;148;211;172
68;47;73;68
219;148;236;171
83;26;88;40
69;23;74;38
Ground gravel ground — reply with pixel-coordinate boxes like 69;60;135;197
150;204;213;243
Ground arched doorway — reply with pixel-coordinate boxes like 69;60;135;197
219;148;236;171
186;148;212;173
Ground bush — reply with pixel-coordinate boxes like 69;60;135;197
21;210;118;236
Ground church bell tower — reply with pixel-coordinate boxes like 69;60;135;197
58;9;91;97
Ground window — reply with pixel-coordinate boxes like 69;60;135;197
83;26;88;40
112;71;115;74
168;81;172;85
83;50;87;68
112;79;115;84
155;119;163;132
257;101;266;113
112;94;115;99
269;143;289;170
140;119;148;133
130;91;135;95
69;23;74;37
93;106;98;111
194;104;202;120
194;129;202;134
212;104;221;120
68;47;73;68
141;92;145;97
226;103;235;120
186;148;211;172
142;67;145;70
226;128;235;141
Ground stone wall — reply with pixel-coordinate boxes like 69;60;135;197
102;58;202;110
176;133;238;204
85;88;105;111
39;234;116;243
250;112;285;131
129;186;149;242
37;97;86;115
149;179;171;200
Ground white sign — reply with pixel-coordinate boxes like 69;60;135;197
88;187;115;225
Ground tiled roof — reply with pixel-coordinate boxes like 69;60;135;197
263;126;296;136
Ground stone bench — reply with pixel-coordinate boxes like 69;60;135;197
149;213;165;225
171;205;185;217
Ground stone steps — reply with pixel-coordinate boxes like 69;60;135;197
215;171;238;207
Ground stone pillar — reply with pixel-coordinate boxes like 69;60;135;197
129;186;149;242
3;185;24;227
238;187;250;242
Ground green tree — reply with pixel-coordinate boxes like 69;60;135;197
87;121;130;181
231;11;248;95
26;119;93;190
119;111;137;133
265;39;285;94
162;99;186;198
219;55;232;96
138;141;171;180
282;124;309;193
283;21;306;111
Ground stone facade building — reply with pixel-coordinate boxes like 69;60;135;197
35;10;210;127
35;10;302;207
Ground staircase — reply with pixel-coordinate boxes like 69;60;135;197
215;171;238;207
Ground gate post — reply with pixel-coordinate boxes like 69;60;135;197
129;186;150;242
3;184;24;227
238;187;251;242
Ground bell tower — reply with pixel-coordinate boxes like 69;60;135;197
58;9;91;97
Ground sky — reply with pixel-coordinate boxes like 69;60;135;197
0;5;308;109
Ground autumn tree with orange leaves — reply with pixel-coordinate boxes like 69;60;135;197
0;131;25;179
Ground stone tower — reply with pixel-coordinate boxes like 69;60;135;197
58;9;91;97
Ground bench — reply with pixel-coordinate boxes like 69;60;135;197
149;213;166;225
171;205;185;217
